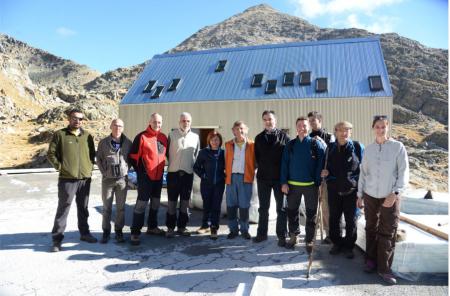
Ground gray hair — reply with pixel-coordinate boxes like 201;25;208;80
180;112;192;120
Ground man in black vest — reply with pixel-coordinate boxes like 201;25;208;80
308;111;335;244
253;110;290;247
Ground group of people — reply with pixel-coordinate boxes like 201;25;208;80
47;108;409;285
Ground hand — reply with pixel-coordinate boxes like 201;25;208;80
356;197;364;209
382;193;398;207
321;169;329;178
281;184;289;195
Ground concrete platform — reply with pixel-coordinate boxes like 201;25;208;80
0;171;448;295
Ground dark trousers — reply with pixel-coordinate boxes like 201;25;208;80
130;172;163;235
364;193;400;274
256;179;287;238
328;186;357;249
51;178;91;242
200;181;225;229
166;171;194;230
286;184;318;242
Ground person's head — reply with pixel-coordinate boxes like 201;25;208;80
179;112;192;132
67;108;84;130
372;115;389;138
232;120;248;141
296;116;309;138
307;111;323;131
110;118;124;139
334;121;353;144
149;113;162;132
261;110;277;131
206;130;223;150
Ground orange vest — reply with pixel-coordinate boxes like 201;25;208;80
225;139;256;185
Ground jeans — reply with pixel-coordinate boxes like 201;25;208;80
51;178;91;242
256;179;287;238
226;174;253;233
200;181;225;229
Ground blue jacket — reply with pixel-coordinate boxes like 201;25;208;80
193;147;225;185
280;136;325;186
325;139;364;192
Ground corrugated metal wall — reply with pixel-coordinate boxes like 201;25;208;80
120;97;392;146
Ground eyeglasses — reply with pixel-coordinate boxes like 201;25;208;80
71;117;84;121
373;115;388;121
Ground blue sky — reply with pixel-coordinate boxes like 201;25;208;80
0;0;447;73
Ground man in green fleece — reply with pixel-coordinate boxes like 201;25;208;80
47;108;97;252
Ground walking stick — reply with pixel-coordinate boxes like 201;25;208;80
306;147;329;279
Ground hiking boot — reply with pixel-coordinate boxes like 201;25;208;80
80;233;97;243
285;234;297;249
227;231;239;239
100;233;110;244
277;237;286;247
322;236;332;245
146;227;166;236
379;272;397;285
130;234;140;245
241;232;251;240
177;228;191;236
210;227;218;240
364;259;377;273
166;228;175;238
196;226;210;234
329;244;341;255
51;241;61;252
305;241;314;254
115;231;125;243
345;249;354;259
252;235;267;243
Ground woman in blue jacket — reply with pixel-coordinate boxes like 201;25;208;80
193;131;225;240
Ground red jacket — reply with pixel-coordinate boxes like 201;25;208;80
128;126;167;180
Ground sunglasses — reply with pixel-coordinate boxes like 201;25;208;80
373;115;388;121
71;117;84;121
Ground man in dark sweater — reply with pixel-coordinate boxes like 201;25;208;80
253;110;290;246
308;111;335;244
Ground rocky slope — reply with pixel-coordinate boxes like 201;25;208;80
0;4;447;191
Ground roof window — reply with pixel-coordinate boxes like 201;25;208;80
265;80;277;94
151;86;164;99
299;71;311;85
283;72;295;86
143;80;157;93
315;78;328;93
251;73;264;87
167;78;181;91
215;60;227;72
368;75;383;91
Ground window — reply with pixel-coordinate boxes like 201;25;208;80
283;72;295;86
151;85;164;99
368;75;383;91
265;80;277;94
251;73;264;87
215;60;227;72
299;71;311;85
316;78;327;92
167;78;181;91
143;80;157;93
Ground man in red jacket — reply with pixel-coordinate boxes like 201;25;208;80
128;113;167;245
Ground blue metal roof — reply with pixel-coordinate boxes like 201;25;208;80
120;37;392;105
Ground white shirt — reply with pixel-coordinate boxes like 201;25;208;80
231;140;247;174
167;129;200;174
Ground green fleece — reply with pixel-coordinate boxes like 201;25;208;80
47;127;96;179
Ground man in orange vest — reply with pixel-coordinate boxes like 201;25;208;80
225;121;256;240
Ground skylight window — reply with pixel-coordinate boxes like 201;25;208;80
151;86;164;99
215;60;227;72
283;72;295;86
143;80;157;93
368;75;383;91
251;74;264;87
167;78;181;91
315;78;328;93
265;80;277;94
299;71;311;86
